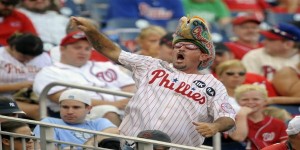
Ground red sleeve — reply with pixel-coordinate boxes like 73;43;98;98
258;0;271;9
14;10;38;35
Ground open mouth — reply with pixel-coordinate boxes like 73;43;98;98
177;53;185;60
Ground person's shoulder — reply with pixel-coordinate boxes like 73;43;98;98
41;117;63;124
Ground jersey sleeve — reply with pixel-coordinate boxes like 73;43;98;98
208;80;236;122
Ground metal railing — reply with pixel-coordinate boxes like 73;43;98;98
37;81;220;150
0;116;213;150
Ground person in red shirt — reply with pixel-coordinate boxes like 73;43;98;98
0;0;37;46
223;0;270;19
225;14;264;60
229;84;288;150
262;116;300;150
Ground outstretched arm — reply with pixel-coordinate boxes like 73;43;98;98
71;17;121;63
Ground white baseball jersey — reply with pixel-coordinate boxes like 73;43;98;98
118;51;236;148
33;61;135;112
242;48;300;80
0;47;52;97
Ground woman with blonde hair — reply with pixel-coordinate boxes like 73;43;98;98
135;25;167;57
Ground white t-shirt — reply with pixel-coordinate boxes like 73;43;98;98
242;48;300;80
0;47;52;96
33;61;135;112
18;8;69;46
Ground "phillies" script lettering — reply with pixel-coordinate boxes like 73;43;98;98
149;70;206;104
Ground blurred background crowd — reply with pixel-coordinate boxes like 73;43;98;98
1;0;300;149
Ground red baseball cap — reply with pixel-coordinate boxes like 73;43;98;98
60;31;87;46
232;15;261;25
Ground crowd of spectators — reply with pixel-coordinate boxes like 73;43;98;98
1;0;300;149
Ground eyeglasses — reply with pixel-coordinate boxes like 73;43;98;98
14;133;35;143
173;42;199;50
225;72;246;76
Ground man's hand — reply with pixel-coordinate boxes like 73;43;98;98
71;17;99;34
192;122;219;137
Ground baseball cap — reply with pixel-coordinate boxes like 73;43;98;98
60;31;87;46
173;16;215;70
260;23;300;41
232;15;261;25
59;89;91;105
160;33;173;48
0;97;25;114
286;116;300;135
137;130;171;143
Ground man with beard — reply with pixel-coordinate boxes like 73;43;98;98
18;0;69;46
224;14;263;60
0;0;37;46
71;16;236;149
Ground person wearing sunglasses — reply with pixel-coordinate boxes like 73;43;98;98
0;0;37;46
1;121;35;150
71;16;236;148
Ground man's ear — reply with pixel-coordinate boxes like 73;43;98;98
199;53;210;61
2;138;10;146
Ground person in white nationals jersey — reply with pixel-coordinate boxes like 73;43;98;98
71;16;236;149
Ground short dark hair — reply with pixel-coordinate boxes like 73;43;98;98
7;33;44;56
1;121;29;139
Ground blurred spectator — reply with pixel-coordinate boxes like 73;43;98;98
19;0;69;46
183;0;231;28
158;32;173;63
210;42;234;76
106;0;184;27
1;121;35;150
0;33;51;120
33;31;135;126
216;59;246;111
33;89;119;149
211;45;278;97
262;115;300;150
0;97;25;122
0;0;37;46
272;62;300;97
222;0;270;20
271;0;300;13
229;84;288;150
134;130;171;150
242;23;300;80
225;14;263;60
135;25;166;57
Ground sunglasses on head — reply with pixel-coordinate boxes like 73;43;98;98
225;72;246;76
173;42;199;50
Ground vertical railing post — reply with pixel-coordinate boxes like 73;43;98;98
138;143;153;150
39;125;55;150
213;132;221;150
